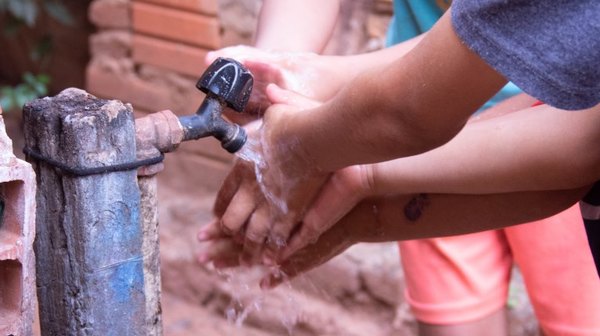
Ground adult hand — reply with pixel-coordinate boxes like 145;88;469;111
205;45;346;117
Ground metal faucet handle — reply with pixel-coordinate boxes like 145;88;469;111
196;57;254;112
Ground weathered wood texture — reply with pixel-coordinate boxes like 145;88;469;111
23;88;151;336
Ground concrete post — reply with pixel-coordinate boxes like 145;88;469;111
23;88;153;335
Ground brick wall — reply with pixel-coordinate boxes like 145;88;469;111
0;108;37;336
86;0;392;198
87;0;234;198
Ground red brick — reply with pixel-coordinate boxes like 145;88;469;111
133;34;208;78
86;60;173;112
132;2;221;49
134;0;217;15
90;31;132;59
89;0;130;29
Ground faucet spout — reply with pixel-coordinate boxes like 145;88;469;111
178;98;247;153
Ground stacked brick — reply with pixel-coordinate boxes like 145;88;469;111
0;108;36;336
87;0;234;197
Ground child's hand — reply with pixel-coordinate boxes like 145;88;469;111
205;45;346;116
277;164;375;262
258;211;360;289
197;212;358;291
197;219;245;268
210;86;332;263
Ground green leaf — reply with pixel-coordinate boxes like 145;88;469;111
37;74;50;84
7;0;38;27
23;72;36;85
0;72;50;113
43;1;74;26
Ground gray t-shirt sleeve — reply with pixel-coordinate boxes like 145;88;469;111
451;0;600;110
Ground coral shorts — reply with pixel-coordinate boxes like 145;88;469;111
399;204;600;335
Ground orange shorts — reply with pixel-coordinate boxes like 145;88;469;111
399;204;600;335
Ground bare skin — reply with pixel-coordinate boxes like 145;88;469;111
198;187;588;287
212;11;507;258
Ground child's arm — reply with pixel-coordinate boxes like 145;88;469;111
264;186;588;287
217;11;505;249
371;102;600;195
266;10;506;173
277;93;600;257
198;186;588;287
254;0;340;52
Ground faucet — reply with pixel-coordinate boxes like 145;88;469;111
178;57;253;153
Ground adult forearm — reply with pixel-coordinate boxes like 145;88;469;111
255;0;340;52
275;11;506;173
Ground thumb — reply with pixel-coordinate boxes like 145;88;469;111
278;169;362;262
204;50;219;65
266;83;321;109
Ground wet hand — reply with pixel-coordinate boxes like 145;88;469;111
259;212;359;289
205;45;343;116
197;210;358;290
277;164;375;262
209;86;332;263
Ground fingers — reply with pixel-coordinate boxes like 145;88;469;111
197;219;228;242
213;164;243;217
266;84;321;108
240;205;271;265
215;160;262;236
278;168;363;261
266;213;299;254
205;45;256;64
259;247;321;289
197;238;242;268
220;184;259;236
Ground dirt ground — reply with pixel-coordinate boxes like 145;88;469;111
156;179;540;336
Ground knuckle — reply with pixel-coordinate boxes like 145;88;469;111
219;218;237;235
245;222;269;243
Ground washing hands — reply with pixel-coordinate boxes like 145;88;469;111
197;83;328;265
196;81;375;287
205;45;352;118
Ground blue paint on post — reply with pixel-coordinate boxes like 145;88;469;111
108;257;145;303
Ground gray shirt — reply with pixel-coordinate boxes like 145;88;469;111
452;0;600;110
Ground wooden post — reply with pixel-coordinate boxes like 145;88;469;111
23;88;152;335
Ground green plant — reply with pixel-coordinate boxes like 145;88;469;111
0;72;49;112
0;0;72;112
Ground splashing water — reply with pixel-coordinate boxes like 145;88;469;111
235;128;289;215
217;267;302;335
228;123;333;334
